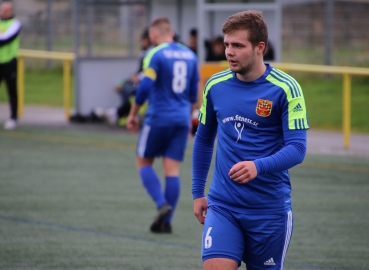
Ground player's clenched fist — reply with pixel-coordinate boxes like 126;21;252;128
126;114;139;132
193;197;208;224
228;161;258;184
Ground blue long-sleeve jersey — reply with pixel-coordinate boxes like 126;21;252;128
135;42;199;126
192;65;309;214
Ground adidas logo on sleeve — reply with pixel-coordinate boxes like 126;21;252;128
293;103;303;112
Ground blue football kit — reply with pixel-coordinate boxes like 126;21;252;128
134;41;199;227
135;42;199;161
192;64;308;269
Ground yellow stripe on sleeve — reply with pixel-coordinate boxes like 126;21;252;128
143;67;157;81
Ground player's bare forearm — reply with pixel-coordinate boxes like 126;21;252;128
193;197;208;224
228;161;257;184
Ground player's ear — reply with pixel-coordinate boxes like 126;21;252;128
256;41;266;55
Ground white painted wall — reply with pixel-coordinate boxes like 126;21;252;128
76;58;138;115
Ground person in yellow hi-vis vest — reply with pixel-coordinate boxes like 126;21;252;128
0;1;21;130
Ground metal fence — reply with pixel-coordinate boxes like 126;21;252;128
11;0;369;67
14;0;149;60
282;1;369;67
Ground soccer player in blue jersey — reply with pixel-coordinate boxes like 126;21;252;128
192;10;309;269
127;17;199;233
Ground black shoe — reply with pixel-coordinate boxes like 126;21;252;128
161;222;172;233
151;222;172;234
150;203;172;233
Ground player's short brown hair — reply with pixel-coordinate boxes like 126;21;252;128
150;17;172;36
222;10;268;49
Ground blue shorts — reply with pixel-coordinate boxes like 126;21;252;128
201;205;293;270
137;124;189;161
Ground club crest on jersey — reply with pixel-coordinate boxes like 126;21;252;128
256;99;273;117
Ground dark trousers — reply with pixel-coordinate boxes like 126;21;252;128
0;58;18;120
117;79;138;118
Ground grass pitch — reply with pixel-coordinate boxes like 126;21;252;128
0;125;368;269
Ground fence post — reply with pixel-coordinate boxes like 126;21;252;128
63;59;72;120
342;73;351;149
17;55;25;117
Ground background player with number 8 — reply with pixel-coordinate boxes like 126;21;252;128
127;17;199;234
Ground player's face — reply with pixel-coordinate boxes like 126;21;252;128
224;30;260;77
189;35;197;50
0;3;12;20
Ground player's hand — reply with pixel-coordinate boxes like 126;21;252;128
126;114;139;132
228;161;257;184
193;197;208;224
